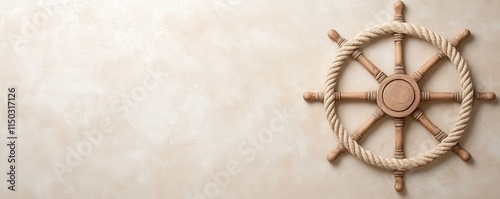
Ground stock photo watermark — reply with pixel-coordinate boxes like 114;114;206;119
6;87;17;191
51;65;168;182
363;1;395;30
8;0;69;52
192;108;294;199
214;0;245;19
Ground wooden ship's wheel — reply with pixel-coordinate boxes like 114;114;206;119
303;0;496;192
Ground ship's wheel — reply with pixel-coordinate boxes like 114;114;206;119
303;0;496;192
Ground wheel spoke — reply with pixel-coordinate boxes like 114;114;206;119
327;108;385;162
393;117;405;192
411;108;471;161
328;29;388;83
303;91;377;103
420;91;496;102
393;0;405;74
394;33;405;74
411;29;471;82
392;1;406;192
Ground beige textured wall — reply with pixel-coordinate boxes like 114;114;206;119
1;0;499;198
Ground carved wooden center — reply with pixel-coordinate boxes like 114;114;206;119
383;80;414;111
377;74;421;117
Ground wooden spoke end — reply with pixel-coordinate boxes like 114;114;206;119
327;145;345;162
394;177;405;192
328;29;344;46
452;144;472;162
476;91;496;101
394;1;405;13
303;92;324;102
393;171;405;192
459;150;472;162
452;29;470;47
394;0;405;21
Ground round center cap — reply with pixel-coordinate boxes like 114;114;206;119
377;74;421;118
382;80;414;111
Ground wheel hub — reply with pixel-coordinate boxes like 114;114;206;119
377;74;421;117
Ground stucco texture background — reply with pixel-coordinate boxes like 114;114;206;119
0;0;499;198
